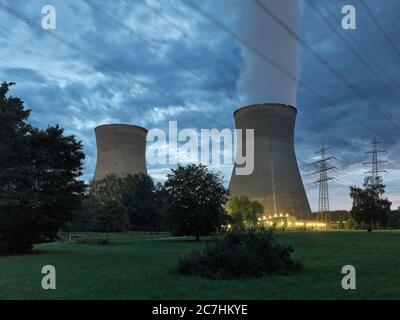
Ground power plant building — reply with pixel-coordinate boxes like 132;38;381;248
229;103;312;220
93;124;148;182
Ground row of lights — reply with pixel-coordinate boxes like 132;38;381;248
257;217;327;228
294;222;327;228
258;213;290;221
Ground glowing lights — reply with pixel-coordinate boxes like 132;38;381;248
251;213;328;230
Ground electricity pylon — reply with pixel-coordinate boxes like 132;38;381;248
312;143;336;220
364;137;388;184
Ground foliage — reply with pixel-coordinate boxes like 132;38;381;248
329;210;351;222
345;216;358;230
0;82;85;254
119;174;162;230
228;211;245;231
227;195;264;227
388;208;400;229
77;173;164;232
350;176;392;231
177;229;302;279
163;164;230;241
91;200;130;232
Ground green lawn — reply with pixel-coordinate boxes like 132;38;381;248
0;231;399;299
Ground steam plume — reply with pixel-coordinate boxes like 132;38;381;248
237;0;299;107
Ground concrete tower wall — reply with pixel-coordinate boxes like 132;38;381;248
93;124;148;182
229;104;312;219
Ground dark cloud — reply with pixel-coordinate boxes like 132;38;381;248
0;0;399;210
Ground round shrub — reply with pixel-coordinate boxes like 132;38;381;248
177;229;302;279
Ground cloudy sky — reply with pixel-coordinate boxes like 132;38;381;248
1;0;399;211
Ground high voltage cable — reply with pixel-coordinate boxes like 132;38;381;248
0;0;386;142
359;0;400;60
375;1;400;38
251;0;400;131
180;0;393;143
133;0;391;152
321;2;400;90
82;0;243;128
84;0;219;90
0;56;91;111
0;2;393;157
306;0;400;122
137;0;271;102
0;24;87;75
0;3;220;127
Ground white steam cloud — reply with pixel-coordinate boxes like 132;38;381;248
237;0;299;107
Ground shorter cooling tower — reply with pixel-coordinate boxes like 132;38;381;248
93;124;148;182
229;103;312;219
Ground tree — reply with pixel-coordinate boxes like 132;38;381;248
227;195;264;227
89;173;163;231
163;164;229;241
245;200;264;227
388;207;400;229
120;173;159;230
0;82;85;254
349;176;392;232
91;200;130;232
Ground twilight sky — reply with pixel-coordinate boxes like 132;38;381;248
1;0;399;211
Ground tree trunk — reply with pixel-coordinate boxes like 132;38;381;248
196;235;200;241
367;224;372;232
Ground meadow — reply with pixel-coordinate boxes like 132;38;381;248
0;231;399;300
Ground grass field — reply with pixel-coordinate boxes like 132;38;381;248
0;231;399;300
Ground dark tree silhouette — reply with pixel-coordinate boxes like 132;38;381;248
350;176;392;232
0;82;85;254
163;164;229;241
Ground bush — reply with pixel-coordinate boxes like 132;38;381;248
177;229;302;279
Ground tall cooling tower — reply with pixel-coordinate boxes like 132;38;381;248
229;104;312;219
93;124;148;182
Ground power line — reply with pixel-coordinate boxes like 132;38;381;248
0;24;87;76
375;1;400;37
82;0;244;128
359;0;400;61
182;0;396;142
0;4;212;124
132;0;274;102
306;0;400;122
321;2;400;90
181;0;395;144
251;0;400;131
84;0;224;91
2;2;396;156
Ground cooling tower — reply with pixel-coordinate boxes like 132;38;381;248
93;124;148;182
229;104;312;219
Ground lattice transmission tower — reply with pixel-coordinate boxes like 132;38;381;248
364;137;388;184
312;143;336;215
